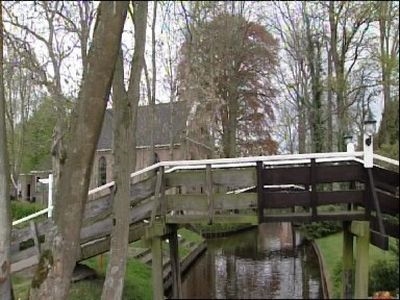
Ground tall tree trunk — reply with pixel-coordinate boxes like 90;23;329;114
377;1;398;147
150;1;157;161
29;3;128;299
101;2;148;299
129;2;148;172
326;45;334;152
0;1;13;298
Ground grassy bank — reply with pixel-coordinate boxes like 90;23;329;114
316;232;398;298
12;227;204;300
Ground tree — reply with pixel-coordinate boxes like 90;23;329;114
376;1;399;148
0;1;13;298
28;2;128;299
178;11;279;157
101;2;148;299
3;1;96;208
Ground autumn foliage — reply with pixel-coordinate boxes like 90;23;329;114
178;13;279;157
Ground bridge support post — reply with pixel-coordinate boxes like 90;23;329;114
341;221;353;299
168;224;182;299
351;221;370;299
151;234;164;300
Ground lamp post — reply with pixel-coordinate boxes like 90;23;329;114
363;117;376;168
344;135;354;153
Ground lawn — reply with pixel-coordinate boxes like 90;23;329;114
12;227;204;300
316;232;398;298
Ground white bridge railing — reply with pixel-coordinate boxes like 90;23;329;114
12;151;399;227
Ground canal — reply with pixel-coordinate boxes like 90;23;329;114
180;222;322;299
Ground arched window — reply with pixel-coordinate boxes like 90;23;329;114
98;156;107;186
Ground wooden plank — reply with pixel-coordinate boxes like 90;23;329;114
165;168;256;190
262;166;310;185
166;193;257;211
372;166;399;192
262;164;365;185
261;190;364;208
369;230;389;250
166;214;258;224
80;199;153;244
11;246;37;264
314;164;366;184
376;190;399;215
78;222;147;261
262;211;366;223
83;176;155;226
370;216;399;238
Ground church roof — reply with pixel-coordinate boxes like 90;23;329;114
97;101;188;150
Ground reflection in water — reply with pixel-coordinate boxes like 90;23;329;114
181;223;321;299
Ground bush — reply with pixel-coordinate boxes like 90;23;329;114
369;258;399;296
299;221;342;240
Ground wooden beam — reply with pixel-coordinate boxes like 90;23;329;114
310;159;317;219
353;221;370;299
166;214;258;225
341;222;353;299
29;221;41;258
370;217;399;238
372;166;399;194
261;164;365;185
367;169;386;237
257;161;263;223
377;190;399;214
261;190;364;208
165;168;256;191
166;193;257;211
369;230;389;250
168;224;182;299
206;164;214;224
151;235;164;300
262;211;366;223
151;169;163;225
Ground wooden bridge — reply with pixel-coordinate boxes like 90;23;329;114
11;151;399;299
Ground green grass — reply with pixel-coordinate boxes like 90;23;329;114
316;232;397;298
12;227;204;300
11;201;46;222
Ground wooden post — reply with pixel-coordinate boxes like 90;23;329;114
151;168;163;225
310;158;317;219
29;221;41;257
351;221;370;299
341;221;353;299
152;235;164;300
256;161;263;223
168;224;182;298
206;164;214;225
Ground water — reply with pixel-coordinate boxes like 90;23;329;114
181;223;322;299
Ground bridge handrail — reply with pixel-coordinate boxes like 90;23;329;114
12;208;50;226
373;154;399;167
12;151;365;227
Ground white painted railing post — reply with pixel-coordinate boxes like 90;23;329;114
48;173;53;218
363;131;373;168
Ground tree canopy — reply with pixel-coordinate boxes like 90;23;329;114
178;13;279;157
